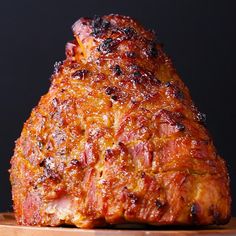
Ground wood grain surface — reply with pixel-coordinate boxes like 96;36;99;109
0;213;236;236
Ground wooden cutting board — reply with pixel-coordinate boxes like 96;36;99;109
0;212;236;236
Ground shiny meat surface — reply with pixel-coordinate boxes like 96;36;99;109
10;14;231;228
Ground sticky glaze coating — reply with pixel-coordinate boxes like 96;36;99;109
10;14;231;228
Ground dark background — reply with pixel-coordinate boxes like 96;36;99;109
0;0;235;215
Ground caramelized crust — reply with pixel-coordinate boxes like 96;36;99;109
10;14;231;228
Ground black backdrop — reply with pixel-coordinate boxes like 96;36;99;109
0;0;235;215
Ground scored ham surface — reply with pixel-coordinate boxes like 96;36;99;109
10;14;231;228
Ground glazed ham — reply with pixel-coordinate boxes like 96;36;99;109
10;14;231;228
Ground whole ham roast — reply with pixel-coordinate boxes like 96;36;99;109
10;14;231;228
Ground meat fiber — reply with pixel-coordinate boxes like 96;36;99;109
10;14;231;228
